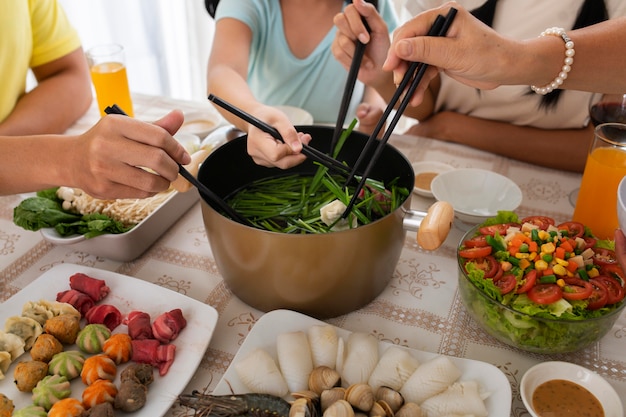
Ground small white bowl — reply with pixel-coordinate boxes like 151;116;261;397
411;161;455;198
521;361;623;417
430;168;522;224
274;105;314;125
180;110;221;138
617;176;626;233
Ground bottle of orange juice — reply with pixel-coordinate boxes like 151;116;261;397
572;123;626;240
86;44;134;117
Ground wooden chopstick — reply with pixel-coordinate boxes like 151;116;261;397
342;8;458;218
207;94;351;175
103;104;254;227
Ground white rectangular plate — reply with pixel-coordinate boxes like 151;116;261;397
214;309;512;415
0;263;218;415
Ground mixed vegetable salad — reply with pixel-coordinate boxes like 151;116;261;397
459;211;625;319
457;212;626;353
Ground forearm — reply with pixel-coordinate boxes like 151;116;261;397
0;136;75;195
412;112;593;172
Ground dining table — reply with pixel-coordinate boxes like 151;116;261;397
1;93;624;417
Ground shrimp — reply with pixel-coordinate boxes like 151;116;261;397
176;391;292;417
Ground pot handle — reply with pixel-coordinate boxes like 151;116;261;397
403;201;454;250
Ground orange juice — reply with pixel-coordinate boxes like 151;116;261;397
572;147;626;239
90;62;134;117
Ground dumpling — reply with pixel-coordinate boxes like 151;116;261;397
0;330;26;360
5;316;43;350
0;351;11;380
38;300;81;319
21;301;54;326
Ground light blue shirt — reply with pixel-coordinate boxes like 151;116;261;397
215;0;398;125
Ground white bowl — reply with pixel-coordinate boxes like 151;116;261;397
430;168;522;224
520;361;623;417
180;110;222;138
411;161;455;198
274;105;314;125
617;176;626;232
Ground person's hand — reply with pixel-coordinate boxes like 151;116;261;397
383;1;516;106
68;110;191;199
355;102;384;137
614;229;626;273
245;105;312;169
332;0;393;90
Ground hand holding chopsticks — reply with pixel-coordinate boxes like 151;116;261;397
207;94;351;174
103;104;254;227
341;7;458;218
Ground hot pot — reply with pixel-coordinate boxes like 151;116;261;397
197;125;452;319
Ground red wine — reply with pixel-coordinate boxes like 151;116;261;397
589;102;626;126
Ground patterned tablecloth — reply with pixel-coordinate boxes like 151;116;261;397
1;94;624;417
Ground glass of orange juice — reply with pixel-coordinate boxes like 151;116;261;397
86;44;134;117
572;123;626;240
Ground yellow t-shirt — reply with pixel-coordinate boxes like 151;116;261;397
0;0;82;122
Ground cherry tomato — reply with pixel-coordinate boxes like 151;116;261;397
515;270;538;294
587;278;609;310
557;221;585;239
582;236;597;250
459;246;492;259
561;278;593;301
592;275;625;305
527;283;562;304
478;223;516;236
592;247;618;267
494;273;517;294
467;256;500;278
521;216;555;230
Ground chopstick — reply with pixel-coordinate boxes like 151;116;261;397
342;8;458;218
103;104;254;227
329;0;378;153
207;94;351;175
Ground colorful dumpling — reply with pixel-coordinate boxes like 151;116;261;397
11;405;47;417
81;354;117;385
48;350;85;380
47;398;85;417
76;324;111;354
4;316;43;350
32;374;71;411
82;379;118;409
102;333;132;364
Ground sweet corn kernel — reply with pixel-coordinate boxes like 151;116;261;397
588;268;600;278
515;252;530;259
541;242;556;254
538;230;551;240
556;278;566;287
555;258;569;267
535;259;549;271
553;264;568;276
529;252;537;261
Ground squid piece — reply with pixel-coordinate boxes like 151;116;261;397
368;346;420;391
400;355;462;405
275;331;314;393
233;348;288;397
307;325;339;369
419;380;489;417
340;332;379;386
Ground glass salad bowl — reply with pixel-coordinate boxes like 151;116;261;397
457;219;626;354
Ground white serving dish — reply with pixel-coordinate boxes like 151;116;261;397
411;161;455;198
521;361;623;417
0;263;218;416
431;168;522;224
40;189;199;262
179;110;223;139
213;309;512;415
274;105;314;125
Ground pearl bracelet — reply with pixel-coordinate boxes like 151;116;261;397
530;27;575;95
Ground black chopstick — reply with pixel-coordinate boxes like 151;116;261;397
103;104;254;227
329;0;378;153
207;94;351;175
341;8;457;218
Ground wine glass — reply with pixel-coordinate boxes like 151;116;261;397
589;93;626;126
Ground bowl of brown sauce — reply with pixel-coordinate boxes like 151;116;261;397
411;161;454;198
521;361;623;417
